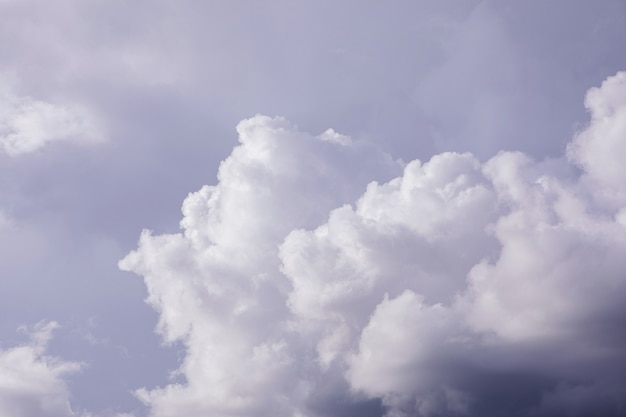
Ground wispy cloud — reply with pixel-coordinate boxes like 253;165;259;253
0;78;103;156
0;322;83;417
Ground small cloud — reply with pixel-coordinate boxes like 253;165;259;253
0;321;84;417
0;80;104;157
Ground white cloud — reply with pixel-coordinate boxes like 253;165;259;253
0;80;103;156
0;321;83;417
0;322;132;417
121;72;626;416
120;115;399;416
568;71;626;207
346;291;457;396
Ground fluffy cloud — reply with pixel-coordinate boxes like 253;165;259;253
0;80;102;156
0;322;83;417
121;72;626;417
568;71;626;207
120;115;399;416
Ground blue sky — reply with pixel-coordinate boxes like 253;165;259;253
2;1;626;416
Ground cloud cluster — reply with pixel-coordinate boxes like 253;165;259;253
0;322;82;417
121;72;626;417
0;79;102;156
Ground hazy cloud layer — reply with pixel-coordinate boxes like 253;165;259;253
121;73;626;416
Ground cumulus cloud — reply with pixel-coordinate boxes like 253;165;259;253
120;115;399;416
121;72;626;417
0;321;83;417
0;80;103;156
568;71;626;207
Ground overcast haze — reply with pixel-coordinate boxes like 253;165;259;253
2;1;626;417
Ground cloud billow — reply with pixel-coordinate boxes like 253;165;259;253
120;72;626;417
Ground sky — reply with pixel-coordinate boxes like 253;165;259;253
1;1;626;416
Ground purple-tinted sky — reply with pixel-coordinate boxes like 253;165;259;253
2;1;626;416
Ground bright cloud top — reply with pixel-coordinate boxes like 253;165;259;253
120;72;626;417
0;81;102;156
